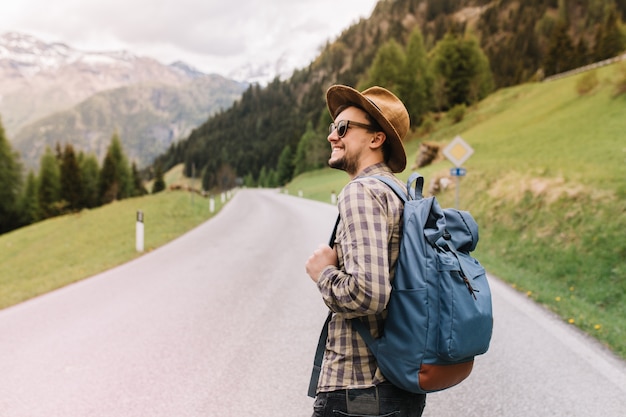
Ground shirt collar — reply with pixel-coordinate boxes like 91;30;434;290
354;162;393;180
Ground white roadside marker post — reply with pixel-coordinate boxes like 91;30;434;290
136;210;144;252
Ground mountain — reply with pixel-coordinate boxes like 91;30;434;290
12;76;246;169
0;32;248;168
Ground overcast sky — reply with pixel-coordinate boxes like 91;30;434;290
0;0;378;80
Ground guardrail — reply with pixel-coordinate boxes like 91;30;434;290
543;52;626;82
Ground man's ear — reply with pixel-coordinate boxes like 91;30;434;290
370;131;386;150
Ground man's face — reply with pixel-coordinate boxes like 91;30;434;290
327;107;373;176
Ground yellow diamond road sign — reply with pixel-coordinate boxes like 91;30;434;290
443;135;474;167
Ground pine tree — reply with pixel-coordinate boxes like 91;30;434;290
19;171;40;225
216;164;237;191
0;117;23;233
60;144;84;211
293;121;327;176
574;37;591;67
201;164;214;192
360;39;406;93
152;164;166;194
594;6;626;61
80;153;101;208
38;147;62;218
99;133;132;203
430;33;494;109
276;145;294;186
545;20;575;76
99;151;118;204
258;166;269;188
131;161;148;197
399;28;433;126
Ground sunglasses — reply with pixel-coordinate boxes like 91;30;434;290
329;120;377;138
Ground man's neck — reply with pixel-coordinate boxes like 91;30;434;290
348;158;385;180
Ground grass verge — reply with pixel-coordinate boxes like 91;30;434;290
0;189;226;310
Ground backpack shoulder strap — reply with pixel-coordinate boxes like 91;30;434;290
308;311;332;397
307;215;340;398
352;318;376;349
351;174;425;354
372;173;424;201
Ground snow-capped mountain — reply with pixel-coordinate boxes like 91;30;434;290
0;32;137;77
0;32;211;134
0;32;247;169
226;50;302;85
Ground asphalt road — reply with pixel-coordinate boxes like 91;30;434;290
0;188;625;417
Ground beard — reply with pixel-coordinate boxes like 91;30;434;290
328;148;360;176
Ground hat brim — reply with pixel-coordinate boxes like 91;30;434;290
326;85;406;173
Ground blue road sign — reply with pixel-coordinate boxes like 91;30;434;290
450;167;467;177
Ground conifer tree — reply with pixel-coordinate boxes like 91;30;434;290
216;164;237;191
201;164;213;193
399;28;433;126
0;117;23;233
276;145;294;186
594;6;625;61
152;164;166;194
360;39;406;93
80;153;101;208
19;171;40;225
131;161;148;197
258;166;269;188
293;121;327;176
430;33;494;109
99;133;132;203
99;152;118;204
243;172;256;188
38;147;62;218
545;20;575;75
60;144;84;211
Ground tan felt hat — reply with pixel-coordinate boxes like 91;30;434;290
326;85;409;173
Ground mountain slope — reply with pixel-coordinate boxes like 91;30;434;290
0;31;247;168
12;75;246;169
0;32;198;134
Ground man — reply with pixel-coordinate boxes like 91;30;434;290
305;85;427;416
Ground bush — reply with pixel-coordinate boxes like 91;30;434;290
576;71;599;95
419;113;436;135
448;104;467;123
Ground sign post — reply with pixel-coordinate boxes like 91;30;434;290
443;136;474;209
136;210;144;252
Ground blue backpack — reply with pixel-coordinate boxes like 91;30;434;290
307;173;493;398
351;173;493;394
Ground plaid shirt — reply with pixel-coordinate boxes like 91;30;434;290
316;163;405;393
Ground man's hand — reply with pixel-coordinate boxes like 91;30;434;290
305;244;338;283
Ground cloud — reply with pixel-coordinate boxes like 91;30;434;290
0;0;377;78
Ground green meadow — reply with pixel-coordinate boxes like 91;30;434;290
0;170;224;310
288;62;626;359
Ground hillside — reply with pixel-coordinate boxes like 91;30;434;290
12;75;247;169
155;0;626;188
287;61;626;358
